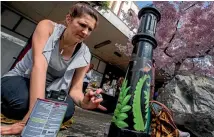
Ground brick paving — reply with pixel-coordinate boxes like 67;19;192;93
1;106;113;137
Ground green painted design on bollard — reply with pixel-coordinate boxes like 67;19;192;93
132;74;151;131
112;79;131;128
144;77;151;130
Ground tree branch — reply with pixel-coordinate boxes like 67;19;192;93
183;2;198;12
205;45;214;54
164;19;180;58
169;20;180;43
164;47;173;57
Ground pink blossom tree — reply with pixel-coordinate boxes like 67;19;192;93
154;1;214;79
116;1;214;79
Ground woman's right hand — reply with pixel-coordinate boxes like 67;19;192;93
0;121;26;135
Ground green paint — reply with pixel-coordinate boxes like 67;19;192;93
132;75;150;131
117;113;128;121
115;121;129;128
144;88;150;129
121;95;131;106
145;77;151;132
121;105;131;113
112;79;131;129
31;117;46;123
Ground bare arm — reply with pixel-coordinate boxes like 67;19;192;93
69;66;88;107
23;20;54;122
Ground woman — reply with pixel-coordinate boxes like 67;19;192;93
1;2;106;135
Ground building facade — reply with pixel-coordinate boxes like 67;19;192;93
1;1;140;89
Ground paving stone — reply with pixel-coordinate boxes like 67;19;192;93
1;106;113;137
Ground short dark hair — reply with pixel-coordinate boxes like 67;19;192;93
68;2;99;28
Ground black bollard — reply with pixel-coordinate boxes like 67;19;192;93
107;6;161;137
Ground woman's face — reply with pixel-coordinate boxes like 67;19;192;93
66;13;96;43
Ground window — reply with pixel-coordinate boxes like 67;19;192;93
90;56;107;87
1;6;37;76
15;19;36;38
1;28;28;76
1;9;21;29
97;61;106;73
91;56;99;70
91;70;103;87
111;1;117;11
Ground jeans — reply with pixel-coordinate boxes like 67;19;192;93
1;76;75;122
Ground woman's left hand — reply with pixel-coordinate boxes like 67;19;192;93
81;88;107;111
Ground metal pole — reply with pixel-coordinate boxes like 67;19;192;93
107;6;161;137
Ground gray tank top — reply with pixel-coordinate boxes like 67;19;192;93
3;23;91;93
46;40;71;87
